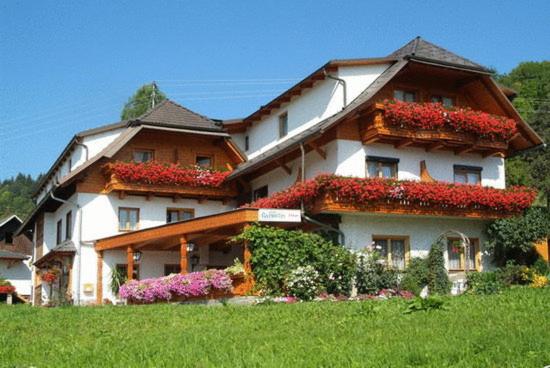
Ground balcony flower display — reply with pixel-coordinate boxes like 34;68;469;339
246;174;536;215
105;161;230;188
0;280;15;294
119;269;233;303
383;100;518;141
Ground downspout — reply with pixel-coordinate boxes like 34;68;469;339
324;69;347;108
75;140;89;161
50;191;93;305
299;143;346;246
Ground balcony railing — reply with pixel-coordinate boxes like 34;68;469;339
102;162;237;199
247;175;536;219
359;101;518;156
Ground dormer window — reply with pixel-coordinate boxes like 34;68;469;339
133;150;154;163
454;165;481;185
367;156;399;179
431;95;454;107
279;112;288;138
393;90;416;102
195;155;213;169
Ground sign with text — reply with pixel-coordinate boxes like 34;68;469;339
258;209;301;223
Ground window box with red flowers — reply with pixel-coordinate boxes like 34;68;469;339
0;284;16;294
246;175;536;219
361;101;518;153
102;161;237;198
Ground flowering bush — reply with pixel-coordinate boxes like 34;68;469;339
105;161;230;188
247;174;536;215
286;266;323;301
383;100;518;141
0;283;16;294
530;274;549;288
119;269;233;303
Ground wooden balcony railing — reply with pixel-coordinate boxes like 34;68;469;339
359;103;513;157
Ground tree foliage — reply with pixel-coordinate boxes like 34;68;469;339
485;207;550;266
497;62;550;204
120;83;166;121
427;241;451;295
0;174;39;219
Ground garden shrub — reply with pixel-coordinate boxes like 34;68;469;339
404;295;447;314
355;250;398;294
427;241;451;295
286;266;322;301
530;274;549;288
400;257;429;295
234;225;355;296
498;261;533;286
532;258;550;277
466;271;505;295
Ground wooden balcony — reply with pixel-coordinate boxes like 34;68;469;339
102;166;238;200
312;193;509;219
359;103;511;157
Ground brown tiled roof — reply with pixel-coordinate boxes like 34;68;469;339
131;99;223;132
388;37;488;72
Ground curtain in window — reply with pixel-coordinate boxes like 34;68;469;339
391;239;406;270
447;241;462;269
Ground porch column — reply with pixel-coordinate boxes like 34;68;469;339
96;250;103;305
127;246;134;281
180;236;188;274
243;224;252;274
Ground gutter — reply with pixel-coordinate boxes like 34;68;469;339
49;191;93;306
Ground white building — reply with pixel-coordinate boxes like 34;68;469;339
18;37;542;305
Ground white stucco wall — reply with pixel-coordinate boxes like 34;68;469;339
244;64;390;159
340;213;491;270
0;259;32;296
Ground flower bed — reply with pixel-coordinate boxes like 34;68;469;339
119;270;233;304
0;285;16;294
246;174;536;214
383;100;517;141
105;161;230;188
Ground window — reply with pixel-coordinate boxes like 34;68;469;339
447;238;479;271
68;158;72;173
116;264;140;280
366;156;398;179
244;136;250;151
393;90;416;102
56;220;62;245
431;95;454;107
164;264;180;276
118;207;140;231
279;112;288;138
4;232;13;245
454;165;482;185
253;186;268;201
133;149;154;163
65;211;72;240
195;155;213;169
166;208;195;223
373;236;409;270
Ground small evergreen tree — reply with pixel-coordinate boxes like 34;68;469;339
427;241;451;295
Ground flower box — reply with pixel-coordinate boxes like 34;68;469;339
0;285;16;294
247;175;536;218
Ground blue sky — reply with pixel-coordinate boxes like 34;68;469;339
1;1;549;179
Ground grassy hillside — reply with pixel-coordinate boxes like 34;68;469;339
0;287;548;367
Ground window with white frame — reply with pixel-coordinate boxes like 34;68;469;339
447;238;478;271
454;165;482;185
118;207;140;231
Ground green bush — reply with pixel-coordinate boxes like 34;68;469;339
427;241;451;295
404;295;447;314
234;225;355;296
400;257;430;295
355;251;398;294
466;272;505;295
498;261;533;286
286;266;322;301
532;258;550;277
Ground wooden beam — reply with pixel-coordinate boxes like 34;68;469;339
96;250;103;305
145;193;153;201
482;150;505;158
426;142;444;152
172;195;180;203
308;142;326;160
127;246;134;281
276;160;292;175
454;145;476;156
118;191;126;200
394;138;414;149
363;136;379;144
180;236;188;274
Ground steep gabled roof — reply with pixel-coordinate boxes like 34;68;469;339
131;99;223;132
388;36;489;72
0;215;22;229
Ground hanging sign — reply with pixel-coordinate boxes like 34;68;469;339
258;209;301;223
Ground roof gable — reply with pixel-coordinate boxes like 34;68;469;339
132;99;223;132
388;37;488;72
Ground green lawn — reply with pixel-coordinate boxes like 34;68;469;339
1;288;549;367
